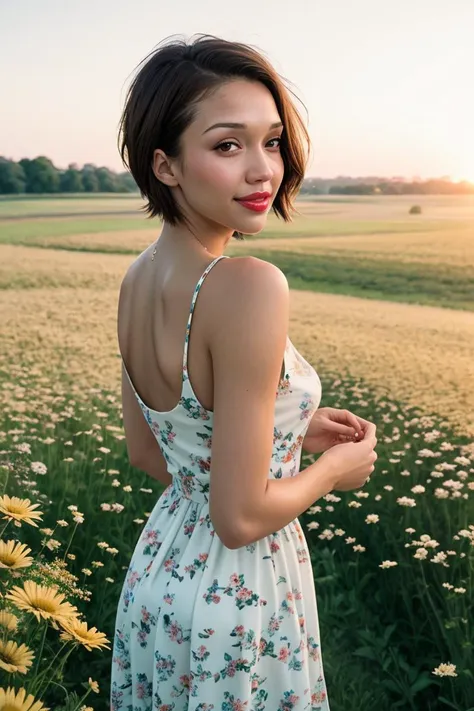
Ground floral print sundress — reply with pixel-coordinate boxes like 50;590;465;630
111;254;330;710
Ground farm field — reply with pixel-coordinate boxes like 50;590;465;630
1;193;473;710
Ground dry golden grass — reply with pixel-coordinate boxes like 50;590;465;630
0;244;130;289
1;269;472;437
230;229;474;268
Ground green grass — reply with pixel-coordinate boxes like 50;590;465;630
241;249;474;311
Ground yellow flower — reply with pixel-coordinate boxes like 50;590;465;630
59;618;110;651
0;686;48;710
88;677;99;693
0;496;43;528
0;610;19;633
0;639;35;674
0;540;34;569
5;580;79;625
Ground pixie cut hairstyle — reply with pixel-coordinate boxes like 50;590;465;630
118;33;311;239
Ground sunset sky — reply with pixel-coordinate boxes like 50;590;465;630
1;0;473;180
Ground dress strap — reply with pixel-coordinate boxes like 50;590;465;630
182;255;229;377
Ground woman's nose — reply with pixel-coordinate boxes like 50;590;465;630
247;150;274;183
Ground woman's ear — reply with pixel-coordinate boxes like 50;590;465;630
152;149;179;187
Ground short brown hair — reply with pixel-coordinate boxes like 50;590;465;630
118;33;311;239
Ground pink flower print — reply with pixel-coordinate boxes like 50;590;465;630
195;645;209;660
163;593;174;605
298;616;305;632
234;624;245;637
268;616;281;633
143;529;159;546
259;638;267;654
179;674;191;690
225;659;239;678
278;646;290;663
312;689;327;704
229;573;240;587
231;698;249;711
286;591;294;602
126;570;140;588
293;589;303;600
270;539;280;553
198;552;208;563
151;421;161;437
211;593;221;603
168;621;183;643
236;587;252;601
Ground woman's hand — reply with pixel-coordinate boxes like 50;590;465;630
302;407;372;455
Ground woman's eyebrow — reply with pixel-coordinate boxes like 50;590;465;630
202;121;283;135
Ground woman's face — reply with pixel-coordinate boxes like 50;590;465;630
162;79;285;237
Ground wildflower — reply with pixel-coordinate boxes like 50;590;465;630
0;610;19;633
97;541;109;549
0;495;43;527
334;529;345;536
139;488;153;494
98;447;111;454
45;539;61;551
133;518;145;524
442;583;454;590
431;552;449;566
31;462;47;476
111;503;124;513
111;479;121;487
0;687;48;711
414;548;428;560
106;547;118;556
365;514;379;524
6;580;79;625
345;537;356;544
348;501;362;508
434;488;449;499
123;485;132;493
405;527;416;534
40;528;54;536
59;618;110;651
432;662;457;677
454;587;466;594
56;520;69;527
397;497;416;507
379;560;398;569
411;485;426;494
73;514;84;524
91;560;104;568
88;678;99;693
82;568;92;577
105;577;114;583
67;505;78;511
353;545;366;552
0;540;33;569
100;503;111;511
0;639;34;674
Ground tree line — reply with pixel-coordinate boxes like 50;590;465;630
300;176;474;195
0;156;137;194
2;155;473;197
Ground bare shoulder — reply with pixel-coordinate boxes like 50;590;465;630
206;255;289;331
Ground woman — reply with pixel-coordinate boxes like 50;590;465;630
112;33;377;710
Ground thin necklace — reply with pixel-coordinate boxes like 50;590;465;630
151;233;211;260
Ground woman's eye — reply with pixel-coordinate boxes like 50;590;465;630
215;141;238;153
215;137;282;153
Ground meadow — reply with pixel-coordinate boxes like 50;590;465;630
0;193;473;710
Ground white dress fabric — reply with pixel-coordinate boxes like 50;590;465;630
111;254;330;710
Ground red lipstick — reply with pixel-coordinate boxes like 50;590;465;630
235;191;271;213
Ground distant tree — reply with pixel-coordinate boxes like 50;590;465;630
95;166;118;192
60;164;84;192
19;156;60;193
0;157;26;193
81;165;100;192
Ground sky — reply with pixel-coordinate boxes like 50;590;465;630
1;0;473;180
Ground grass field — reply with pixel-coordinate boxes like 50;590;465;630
1;193;473;710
